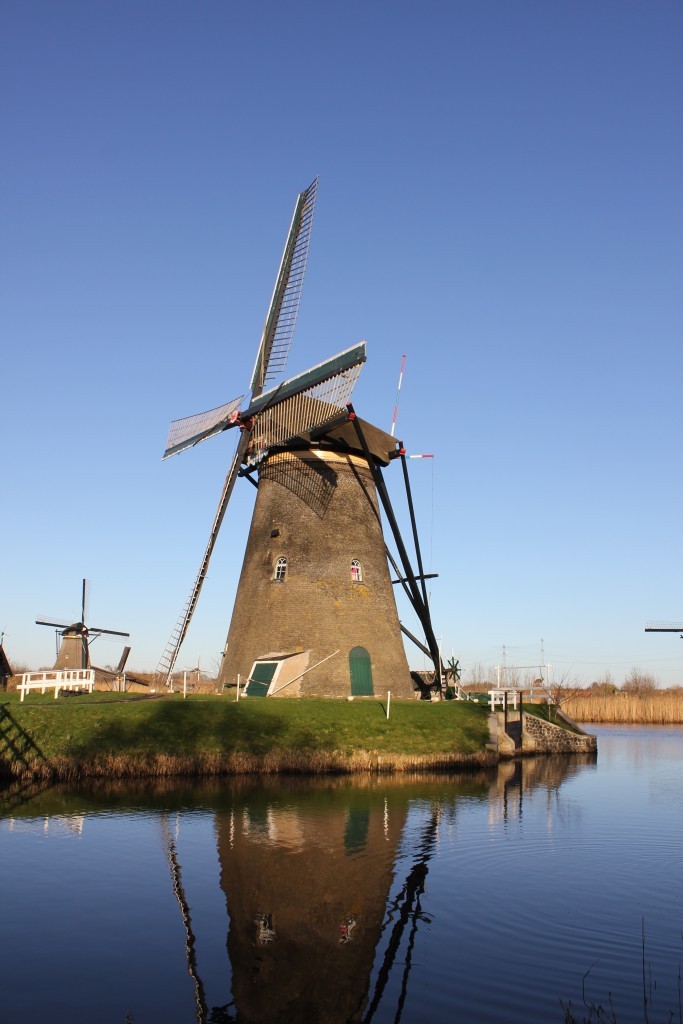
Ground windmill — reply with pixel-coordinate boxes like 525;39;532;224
645;620;683;639
36;579;130;671
158;178;443;698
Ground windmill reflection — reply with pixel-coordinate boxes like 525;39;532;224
216;783;412;1024
360;806;440;1024
160;756;596;1024
163;815;220;1023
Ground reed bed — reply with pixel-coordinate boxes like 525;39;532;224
5;748;497;783
566;691;683;724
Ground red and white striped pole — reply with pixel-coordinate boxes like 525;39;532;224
390;354;407;437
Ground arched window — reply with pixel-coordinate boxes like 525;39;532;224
351;559;363;583
274;556;287;581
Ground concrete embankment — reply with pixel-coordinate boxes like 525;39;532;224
488;707;597;758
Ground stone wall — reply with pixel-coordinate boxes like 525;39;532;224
488;710;597;756
522;713;597;753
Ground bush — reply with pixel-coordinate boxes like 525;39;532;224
589;671;618;695
622;668;658;694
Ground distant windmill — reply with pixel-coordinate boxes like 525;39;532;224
158;178;443;698
645;621;683;639
36;579;130;671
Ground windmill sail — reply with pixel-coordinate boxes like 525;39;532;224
155;432;252;685
157;178;327;685
163;344;365;462
250;177;318;396
245;343;366;457
163;396;243;460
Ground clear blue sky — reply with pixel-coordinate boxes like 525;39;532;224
2;1;681;685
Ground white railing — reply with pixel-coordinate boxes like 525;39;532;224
488;689;520;711
19;669;95;702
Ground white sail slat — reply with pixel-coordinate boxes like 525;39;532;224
249;362;363;455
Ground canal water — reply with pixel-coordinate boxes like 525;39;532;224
1;726;681;1024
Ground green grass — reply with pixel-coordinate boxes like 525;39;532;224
0;693;492;779
523;702;583;732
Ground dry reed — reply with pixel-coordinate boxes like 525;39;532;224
566;691;683;724
5;747;496;783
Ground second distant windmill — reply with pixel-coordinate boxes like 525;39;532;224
36;579;130;671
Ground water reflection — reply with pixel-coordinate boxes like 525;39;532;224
490;753;597;831
0;754;597;1024
216;781;411;1023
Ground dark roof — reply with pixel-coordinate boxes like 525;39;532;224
321;416;400;467
276;415;400;467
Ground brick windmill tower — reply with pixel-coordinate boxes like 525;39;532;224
158;179;442;698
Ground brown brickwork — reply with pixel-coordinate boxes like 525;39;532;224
218;448;414;698
54;632;88;670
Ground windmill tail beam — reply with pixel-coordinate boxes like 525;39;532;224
400;624;432;660
400;451;430;611
392;573;438;586
342;446;421;616
348;406;443;689
116;647;132;673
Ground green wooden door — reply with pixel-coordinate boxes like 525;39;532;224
349;646;373;696
246;661;278;697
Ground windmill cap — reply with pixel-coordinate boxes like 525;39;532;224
313;416;401;467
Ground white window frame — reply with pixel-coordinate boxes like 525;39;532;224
351;559;363;583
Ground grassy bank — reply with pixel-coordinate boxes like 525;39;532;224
0;693;493;780
564;691;683;724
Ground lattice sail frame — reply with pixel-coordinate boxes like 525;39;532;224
247;360;364;462
163;396;243;460
163;178;319;463
250;177;318;394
